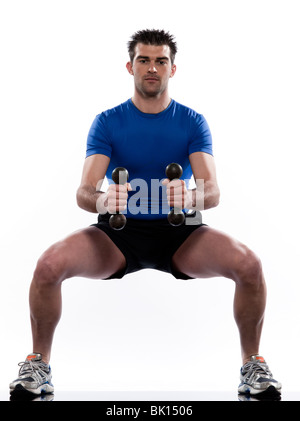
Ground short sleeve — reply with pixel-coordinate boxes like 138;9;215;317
85;114;112;158
188;114;213;156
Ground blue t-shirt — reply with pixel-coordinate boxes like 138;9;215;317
86;98;213;220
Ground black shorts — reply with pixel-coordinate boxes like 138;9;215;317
91;211;206;280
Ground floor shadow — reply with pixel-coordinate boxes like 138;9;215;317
10;390;54;402
238;389;281;401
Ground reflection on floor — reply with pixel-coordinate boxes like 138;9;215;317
4;389;297;402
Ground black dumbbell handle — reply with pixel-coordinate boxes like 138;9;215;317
109;167;129;230
165;163;185;226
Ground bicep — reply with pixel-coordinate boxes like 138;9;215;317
79;154;110;190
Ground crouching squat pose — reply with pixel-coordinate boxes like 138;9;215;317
10;29;281;397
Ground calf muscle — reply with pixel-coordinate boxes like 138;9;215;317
30;227;126;363
172;226;267;363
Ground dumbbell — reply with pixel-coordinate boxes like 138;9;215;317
109;167;129;230
165;163;185;226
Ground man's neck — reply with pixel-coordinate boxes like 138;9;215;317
131;92;171;114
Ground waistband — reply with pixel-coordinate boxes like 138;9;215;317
97;211;203;227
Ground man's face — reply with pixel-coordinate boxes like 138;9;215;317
126;43;176;97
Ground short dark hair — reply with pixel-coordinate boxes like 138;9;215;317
127;29;177;64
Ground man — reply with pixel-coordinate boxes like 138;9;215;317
10;29;281;397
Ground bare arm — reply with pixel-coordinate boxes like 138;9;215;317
189;151;220;210
76;154;131;214
163;152;220;212
76;154;110;213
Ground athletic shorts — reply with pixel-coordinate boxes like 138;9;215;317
91;211;206;280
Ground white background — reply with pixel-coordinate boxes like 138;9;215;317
1;0;299;395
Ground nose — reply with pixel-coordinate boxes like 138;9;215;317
148;62;157;73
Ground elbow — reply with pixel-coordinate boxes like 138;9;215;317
207;187;220;209
213;188;221;207
76;186;84;209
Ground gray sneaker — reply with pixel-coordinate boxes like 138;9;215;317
238;355;281;396
9;353;54;395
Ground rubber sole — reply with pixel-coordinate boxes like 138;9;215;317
238;384;281;396
10;383;54;396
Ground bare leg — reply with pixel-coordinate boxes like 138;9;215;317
172;226;266;364
29;227;126;364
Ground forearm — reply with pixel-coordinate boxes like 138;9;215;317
76;184;106;214
189;180;220;211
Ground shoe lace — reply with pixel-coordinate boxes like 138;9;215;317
243;361;273;381
18;359;49;382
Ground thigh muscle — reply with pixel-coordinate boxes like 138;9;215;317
172;226;251;280
37;226;126;281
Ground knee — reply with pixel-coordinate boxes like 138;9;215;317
33;245;66;287
232;245;264;289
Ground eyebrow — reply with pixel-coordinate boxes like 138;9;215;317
135;55;169;61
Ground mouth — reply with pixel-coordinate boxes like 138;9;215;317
144;77;159;82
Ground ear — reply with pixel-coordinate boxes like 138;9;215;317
126;61;134;75
169;64;176;78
